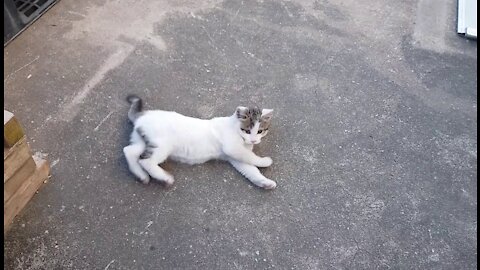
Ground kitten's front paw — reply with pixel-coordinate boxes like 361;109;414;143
162;174;175;187
257;157;273;167
261;179;277;189
139;176;150;184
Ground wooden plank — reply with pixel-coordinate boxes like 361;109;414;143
4;137;31;183
4;156;36;204
4;157;50;234
4;110;25;148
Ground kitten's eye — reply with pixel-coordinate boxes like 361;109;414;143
241;128;251;134
257;130;263;134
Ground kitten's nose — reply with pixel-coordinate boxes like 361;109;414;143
250;140;258;144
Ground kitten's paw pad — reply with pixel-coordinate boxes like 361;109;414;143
261;180;277;189
258;157;273;167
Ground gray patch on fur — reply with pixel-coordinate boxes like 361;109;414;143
140;149;153;160
237;107;262;129
259;116;272;131
236;107;272;131
136;127;157;159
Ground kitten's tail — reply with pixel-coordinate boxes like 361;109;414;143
126;94;143;122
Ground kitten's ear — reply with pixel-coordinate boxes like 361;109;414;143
236;106;249;121
261;109;274;122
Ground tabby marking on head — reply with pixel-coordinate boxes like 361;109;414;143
236;107;262;130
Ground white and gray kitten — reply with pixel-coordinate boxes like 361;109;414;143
123;95;276;189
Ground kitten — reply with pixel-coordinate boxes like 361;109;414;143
123;95;277;189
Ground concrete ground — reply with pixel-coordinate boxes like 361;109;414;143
4;0;477;269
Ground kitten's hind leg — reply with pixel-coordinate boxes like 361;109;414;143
123;144;150;184
136;126;157;159
229;159;276;189
138;147;174;186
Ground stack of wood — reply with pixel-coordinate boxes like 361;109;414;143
4;110;50;234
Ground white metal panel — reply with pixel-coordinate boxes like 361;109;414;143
458;0;477;38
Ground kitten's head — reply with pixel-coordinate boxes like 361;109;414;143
235;106;274;145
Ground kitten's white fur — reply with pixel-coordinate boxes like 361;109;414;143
123;104;276;189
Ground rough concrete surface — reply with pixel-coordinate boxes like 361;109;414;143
4;0;477;269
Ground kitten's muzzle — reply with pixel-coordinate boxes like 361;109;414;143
242;138;257;145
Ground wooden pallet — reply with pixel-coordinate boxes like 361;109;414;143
4;110;24;148
4;110;50;234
